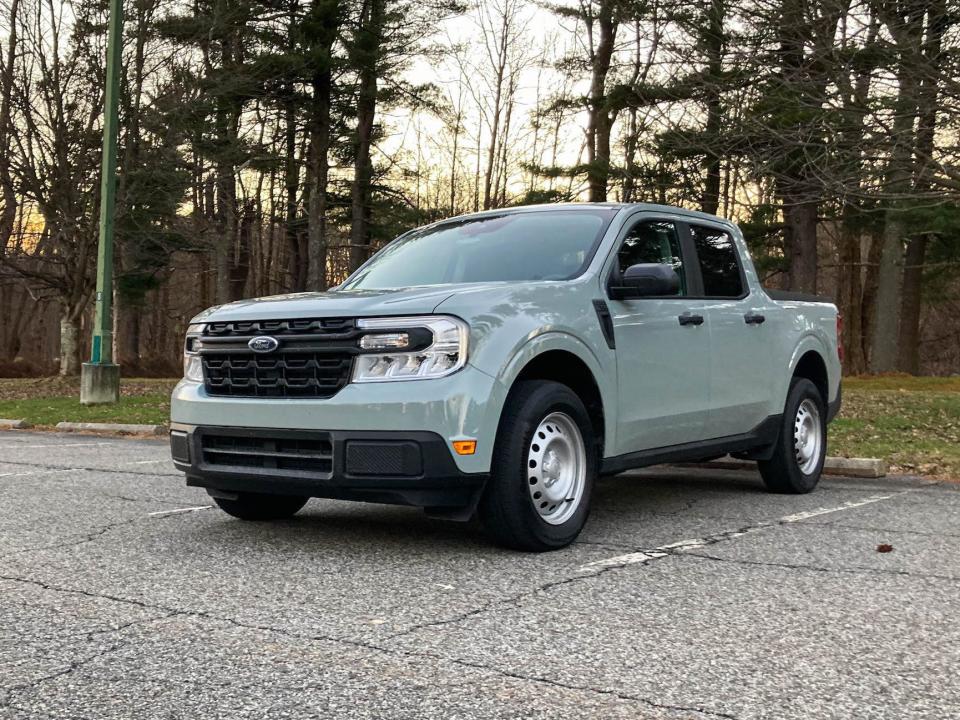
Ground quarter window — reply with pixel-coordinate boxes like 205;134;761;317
616;220;686;296
690;225;744;298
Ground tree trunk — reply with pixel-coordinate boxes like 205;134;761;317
495;79;515;207
449;102;462;214
870;213;906;372
215;151;238;302
474;115;482;212
0;0;20;252
896;235;927;374
860;227;884;367
349;0;385;273
116;300;142;369
837;206;867;374
229;201;254;300
284;89;305;292
0;285;27;361
482;3;510;211
59;313;81;377
307;51;335;290
870;3;923;372
622;107;638;202
213;19;241;303
586;0;617;203
699;0;724;215
770;0;846;294
896;0;946;374
781;197;818;293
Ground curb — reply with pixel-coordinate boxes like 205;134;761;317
679;455;888;479
55;422;165;436
0;418;31;430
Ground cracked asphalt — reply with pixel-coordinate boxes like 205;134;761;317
1;431;958;719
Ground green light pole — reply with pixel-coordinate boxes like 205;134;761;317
80;0;124;405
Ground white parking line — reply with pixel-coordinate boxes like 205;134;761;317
0;468;81;479
147;505;212;518
778;494;896;523
10;442;114;449
579;492;902;572
580;550;670;569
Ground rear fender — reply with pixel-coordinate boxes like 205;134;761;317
782;333;839;409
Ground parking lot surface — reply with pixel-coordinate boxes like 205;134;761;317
1;431;958;719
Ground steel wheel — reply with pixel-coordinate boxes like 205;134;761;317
793;398;823;475
526;411;587;526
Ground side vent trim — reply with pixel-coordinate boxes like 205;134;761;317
592;299;616;350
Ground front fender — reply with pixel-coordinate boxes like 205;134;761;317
483;331;618;460
436;281;618;460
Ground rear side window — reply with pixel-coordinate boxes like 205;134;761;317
616;220;686;296
690;225;744;298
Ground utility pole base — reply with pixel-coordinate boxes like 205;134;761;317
80;363;121;405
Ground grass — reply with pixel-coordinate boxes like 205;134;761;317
831;375;960;479
0;377;176;427
0;374;957;478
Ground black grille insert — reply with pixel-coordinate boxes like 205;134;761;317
199;318;358;399
201;432;333;475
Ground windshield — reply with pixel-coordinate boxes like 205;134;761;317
342;209;618;290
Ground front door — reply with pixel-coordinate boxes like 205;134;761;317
607;217;713;453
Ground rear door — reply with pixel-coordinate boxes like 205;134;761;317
606;215;713;452
685;221;776;438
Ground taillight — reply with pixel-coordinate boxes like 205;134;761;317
836;314;844;363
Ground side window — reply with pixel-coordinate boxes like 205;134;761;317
616;220;686;296
690;225;744;298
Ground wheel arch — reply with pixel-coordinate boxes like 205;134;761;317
498;335;614;458
791;349;829;404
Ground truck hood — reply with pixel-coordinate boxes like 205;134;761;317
192;285;484;323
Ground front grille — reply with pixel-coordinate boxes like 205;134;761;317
205;318;353;337
199;318;358;399
201;432;333;475
202;354;353;398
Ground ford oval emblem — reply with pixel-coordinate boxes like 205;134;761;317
248;336;279;353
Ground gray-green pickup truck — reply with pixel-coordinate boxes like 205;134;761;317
170;203;842;551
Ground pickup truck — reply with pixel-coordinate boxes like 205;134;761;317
170;203;842;551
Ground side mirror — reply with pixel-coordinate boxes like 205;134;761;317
609;263;680;299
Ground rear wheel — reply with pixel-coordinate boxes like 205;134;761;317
758;378;826;494
479;381;597;552
211;492;309;521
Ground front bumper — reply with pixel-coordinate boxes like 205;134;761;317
170;423;488;510
170;364;505;475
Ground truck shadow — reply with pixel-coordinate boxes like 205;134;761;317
193;468;769;553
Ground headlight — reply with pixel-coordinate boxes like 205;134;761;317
183;323;205;382
353;316;468;382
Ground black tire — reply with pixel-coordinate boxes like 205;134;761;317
211;492;309;521
758;377;827;494
479;380;598;552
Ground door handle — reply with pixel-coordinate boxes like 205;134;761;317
744;312;766;325
678;313;705;327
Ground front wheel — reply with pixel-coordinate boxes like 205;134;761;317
211;491;309;521
758;378;827;494
479;381;597;552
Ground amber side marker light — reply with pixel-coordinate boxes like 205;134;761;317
452;440;477;456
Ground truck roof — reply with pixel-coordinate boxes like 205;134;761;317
430;202;736;229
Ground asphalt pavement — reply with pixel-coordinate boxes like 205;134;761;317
1;431;958;719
